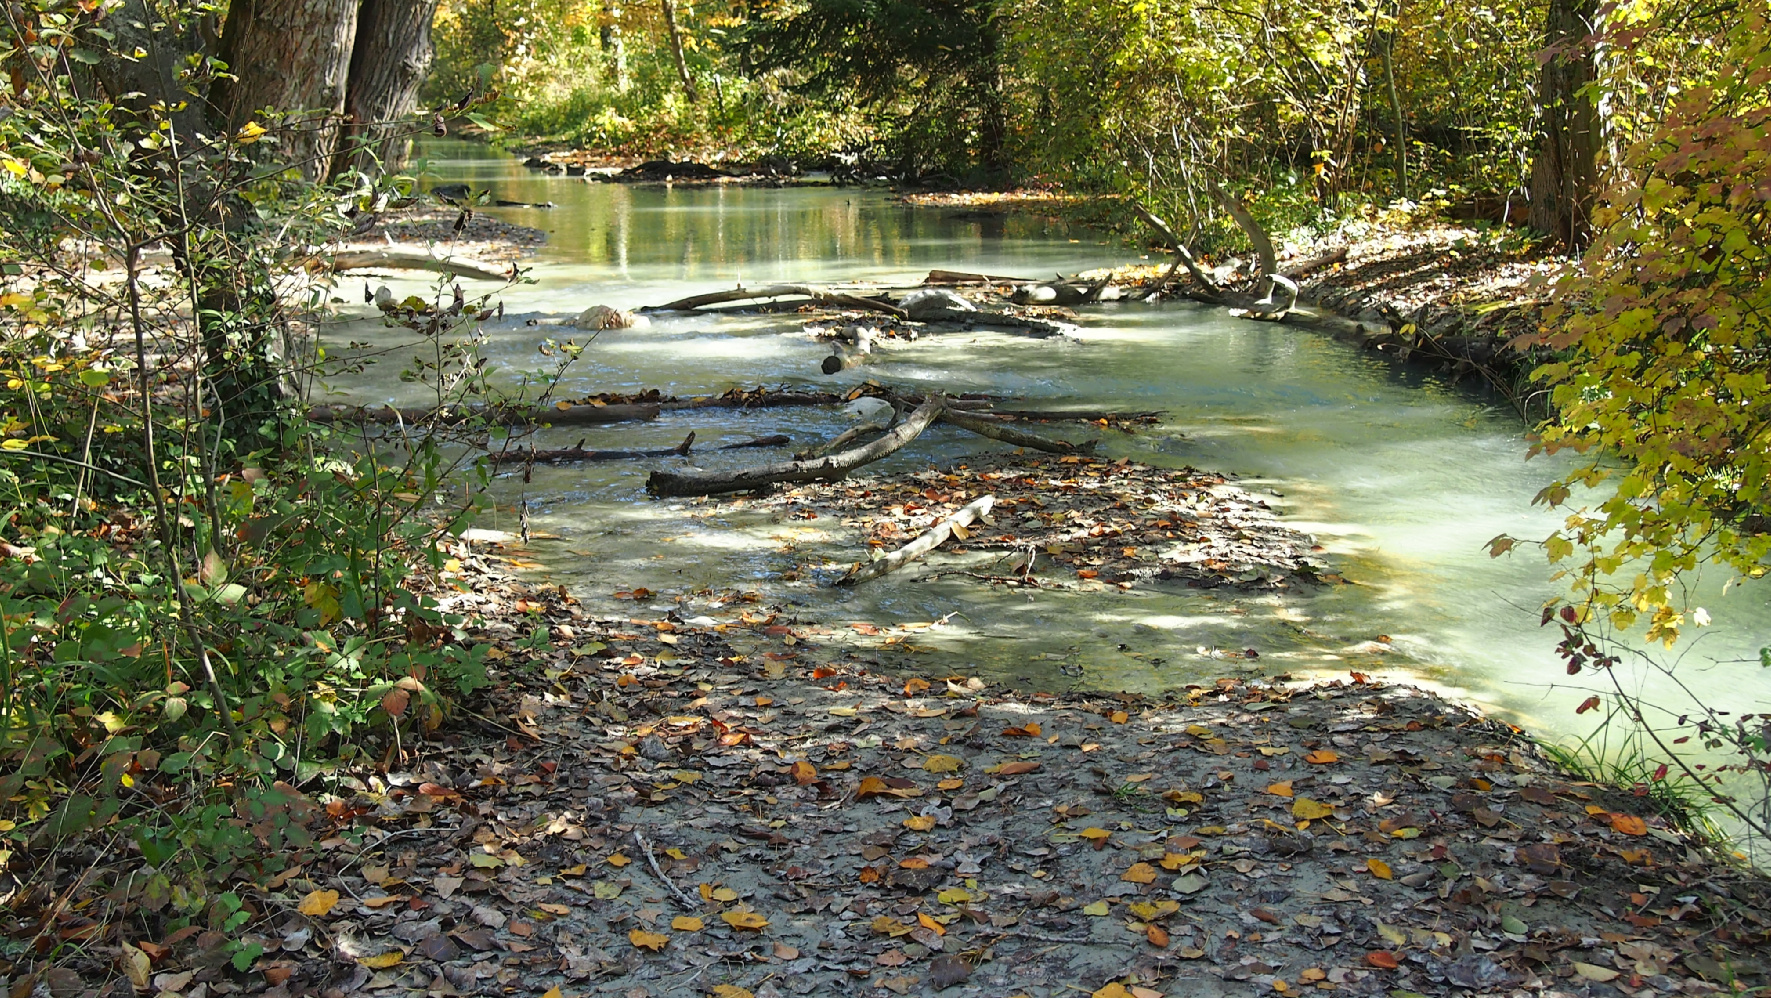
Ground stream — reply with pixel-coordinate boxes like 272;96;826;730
328;139;1771;824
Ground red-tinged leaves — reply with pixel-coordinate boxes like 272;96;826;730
998;761;1040;775
1575;696;1601;715
1365;952;1399;970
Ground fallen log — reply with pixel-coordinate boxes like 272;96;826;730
940;410;1093;454
794;424;885;461
983;408;1165;423
1279;247;1348;280
307;401;661;426
645;284;908;320
837;494;996;586
647;396;944;498
486;432;791;465
921;269;1038;285
319;249;515;282
490;432;698;465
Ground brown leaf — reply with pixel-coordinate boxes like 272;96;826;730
1610;813;1647;836
1145;924;1170;947
1367;859;1393;880
928;954;971;989
999;761;1040;775
1303;749;1339;764
1365;952;1399;969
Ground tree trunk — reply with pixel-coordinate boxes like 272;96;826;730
335;0;440;177
1528;0;1598;249
660;0;697;101
601;0;628;91
211;0;360;176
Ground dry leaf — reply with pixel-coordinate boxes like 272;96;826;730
1367;859;1393;880
359;951;404;969
541;987;562;998
721;911;769;931
1610;813;1647;836
903;815;937;831
710;987;754;998
1266;781;1294;797
1092;984;1133;998
606;854;631;867
1109;710;1129;723
999;761;1040;775
1121;862;1158;884
1145;924;1170;947
628;929;669;952
1304;750;1340;764
922;754;963;773
120;942;151;990
789;761;818;785
671;916;703;931
1573;963;1620;982
1291;798;1334;820
1365;952;1399;969
297;889;340;917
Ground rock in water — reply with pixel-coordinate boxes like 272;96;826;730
571;305;647;330
899;288;976;320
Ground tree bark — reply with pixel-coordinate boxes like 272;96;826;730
600;0;628;90
646;284;909;319
660;0;697;101
938;411;1091;454
335;0;440;177
211;0;360;175
1528;0;1598;249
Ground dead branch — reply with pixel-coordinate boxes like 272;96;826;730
921;269;1038;285
318;249;514;282
645;283;909;320
1279;246;1348;279
1203;177;1278;279
794;424;884;461
307;401;661;426
646;395;946;497
940;410;1093;454
1132;203;1222;299
837;494;996;586
488;432;697;465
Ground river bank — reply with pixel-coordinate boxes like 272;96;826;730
12;546;1768;998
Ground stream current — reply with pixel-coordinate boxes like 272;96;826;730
327;139;1771;778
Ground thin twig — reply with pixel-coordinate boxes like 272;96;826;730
634;829;699;910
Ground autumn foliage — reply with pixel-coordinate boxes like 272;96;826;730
1515;2;1771;644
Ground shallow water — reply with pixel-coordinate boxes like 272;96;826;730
328;140;1771;804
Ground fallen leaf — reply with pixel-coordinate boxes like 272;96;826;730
298;889;340;917
1110;710;1129;723
1572;962;1620;982
1121;862;1158;884
710;987;754;998
1082;900;1112;916
606;854;631;868
999;761;1040;775
789;761;818;785
1146;924;1170;947
1304;750;1339;765
1093;984;1133;998
1610;813;1647;836
1365;952;1399;970
917;913;946;936
710;887;739;902
359;951;404;969
1292;798;1335;820
628;929;669;951
1367;859;1393;880
1266;781;1294;797
671;916;703;931
721;911;769;931
1003;722;1042;737
903;815;937;831
922;754;964;773
120;942;151;990
541;987;562;998
928;954;971;989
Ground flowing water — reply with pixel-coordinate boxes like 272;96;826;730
328;140;1771;807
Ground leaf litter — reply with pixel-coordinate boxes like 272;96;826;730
8;566;1770;998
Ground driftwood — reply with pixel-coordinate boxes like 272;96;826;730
837;494;996;586
984;408;1165;422
645;284;909;320
319;249;514;282
646;396;946;497
939;410;1093;454
921;269;1038;285
794;424;885;461
1280;247;1348;279
488;432;791;466
820;324;876;374
307;401;661;426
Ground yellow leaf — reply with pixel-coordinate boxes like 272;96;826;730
1573;963;1620;982
1185;725;1213;737
711;887;739;902
921;754;963;773
120;942;150;989
359;951;404;969
936;888;971;904
903;815;937;831
1082;900;1111;916
1079;827;1112;841
541;987;562;998
1109;711;1129;723
1265;781;1294;798
1291;799;1334;820
721;911;769;931
711;988;755;998
607;854;631;867
1121;863;1158;884
629;929;669;951
1303;749;1339;765
1368;859;1393;880
1158;853;1193;871
671;916;704;931
1093;984;1133;998
298;889;341;916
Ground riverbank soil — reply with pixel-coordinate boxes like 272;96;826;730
14;558;1767;998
